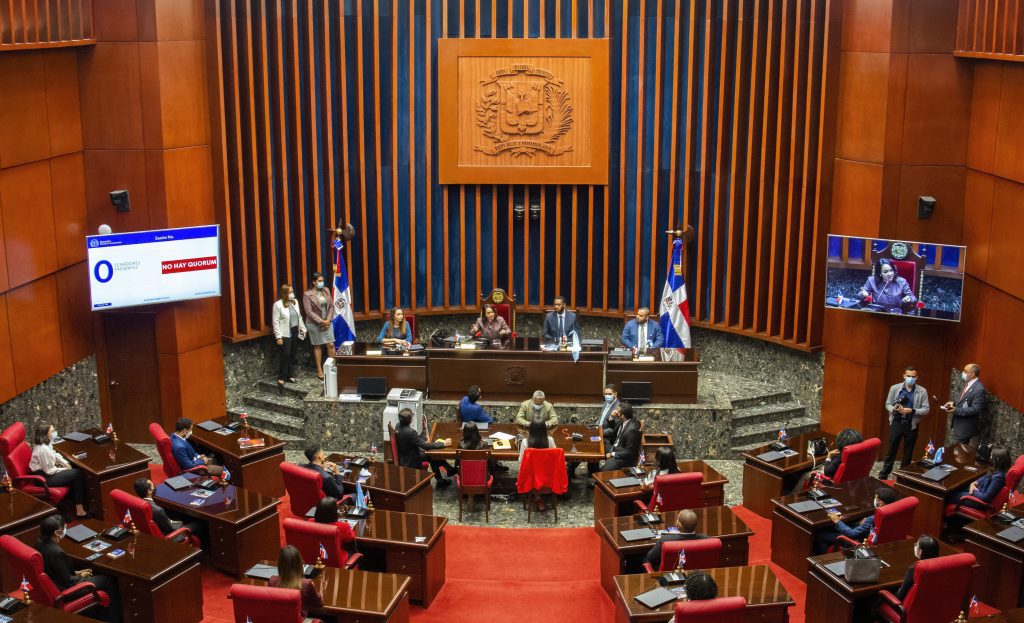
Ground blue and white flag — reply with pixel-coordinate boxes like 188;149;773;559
570;329;581;363
355;481;366;509
659;238;692;348
332;238;357;348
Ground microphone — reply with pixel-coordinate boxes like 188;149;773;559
428;328;441;346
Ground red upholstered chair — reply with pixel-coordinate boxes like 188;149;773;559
945;454;1024;522
280;462;324;518
822;438;882;485
835;495;918;549
0;535;110;616
642;537;723;573
149;422;211;480
109;489;200;548
388;422;429;470
517;448;569;522
0;423;69;505
455;449;493;521
282;517;360;569
228;583;323;623
673;596;747;623
876;553;975;623
635;472;704;513
482;288;516;336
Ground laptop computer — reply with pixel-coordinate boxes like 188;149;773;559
356;377;388;399
620;381;652;405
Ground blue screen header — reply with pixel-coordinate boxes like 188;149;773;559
86;225;219;249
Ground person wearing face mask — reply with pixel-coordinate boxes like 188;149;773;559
34;515;122;622
29;423;88;518
813;486;899;553
515;390;558;428
272;283;307;391
858;259;916;311
879;366;930;480
303;271;336;380
894;535;940;600
170;418;224;478
942;363;985;446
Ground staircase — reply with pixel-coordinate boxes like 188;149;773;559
227;377;319;450
728;388;816;457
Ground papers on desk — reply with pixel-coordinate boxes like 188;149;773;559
365;350;382;356
214;428;233;435
339;394;362;401
458;342;477;350
82;539;111;553
191;489;214;499
488;432;516;441
491;439;511;450
415;536;427;543
635;355;655;362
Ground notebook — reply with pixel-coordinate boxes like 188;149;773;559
634;586;679;609
620;528;658;542
62;431;91;443
244;564;277;580
63;524;98;543
997;526;1024;543
921;467;952;481
609;477;642;488
197;420;223;432
757;451;785;462
163;475;193;491
788;500;824;513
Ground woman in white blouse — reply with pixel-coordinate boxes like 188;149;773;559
271;283;307;393
29;424;87;517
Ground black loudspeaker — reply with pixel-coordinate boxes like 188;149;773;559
917;195;935;219
110;190;130;212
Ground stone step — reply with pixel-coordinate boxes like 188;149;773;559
730;390;795;410
256;378;317;399
241;392;306;418
728;440;773;458
273;431;307;451
226;406;305;438
730;401;807;427
730;416;819;448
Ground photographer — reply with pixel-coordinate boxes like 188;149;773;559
878;366;930;480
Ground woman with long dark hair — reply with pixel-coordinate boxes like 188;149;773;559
28;424;87;517
518;418;556;460
268;545;322;617
377;307;412;347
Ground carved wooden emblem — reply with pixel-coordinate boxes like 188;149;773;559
504;365;527;385
474;65;573;158
491;290;504;303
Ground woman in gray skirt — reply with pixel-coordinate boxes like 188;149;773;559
303;272;336;379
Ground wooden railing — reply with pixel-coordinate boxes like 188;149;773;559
0;0;94;51
956;0;1024;60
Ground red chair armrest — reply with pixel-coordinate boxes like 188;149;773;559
166;526;193;542
877;589;905;620
338;494;354;506
55;581;102;608
183;465;210;476
834;535;859;550
634;500;651;513
344;552;363;569
954;495;989;513
642;562;655;573
13;474;48;490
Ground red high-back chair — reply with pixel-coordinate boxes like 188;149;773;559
455;449;493;521
228;583;322;623
0;535;110;615
835;496;918;549
280;462;325;517
674;596;747;623
0;423;69;505
826;438;882;485
876;553;975;623
517;447;569;522
109;489;200;547
388;421;429;470
945;454;1024;521
482;288;517;336
635;472;704;513
282;517;359;569
643;537;723;573
149;422;210;480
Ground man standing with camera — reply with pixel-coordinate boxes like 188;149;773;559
878;366;930;480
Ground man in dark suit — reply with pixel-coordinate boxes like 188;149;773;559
588;404;641;484
396;408;454;487
34;515;122;622
620;307;664;352
542;295;580;343
133;477;206;546
300;443;345;499
170;418;224;477
813;486;898;553
644;509;709;568
942;363;985;446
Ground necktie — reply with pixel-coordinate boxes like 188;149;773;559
638;323;646;353
959;382;970;401
559;315;564;338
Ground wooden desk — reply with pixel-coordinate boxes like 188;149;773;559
893;445;986;538
593;461;728;530
964;610;1024;623
154;474;280;576
425;422;605;463
597;506;753;599
14;519;203;623
613;565;794;623
326;454;434;516
350;508;446;607
805;539;962;623
188;416;286;499
770;477;887;578
333;342;428;392
741;431;836;518
0;489;58;591
246;562;410;623
605;348;701;404
963;508;1024;610
426;337;606;403
9;603;100;622
53;433;150;521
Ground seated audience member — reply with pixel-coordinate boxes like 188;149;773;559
170;417;224;478
35;515;121;622
895;535;940;600
643;509;709;568
133;477;206;546
471;304;511;340
458;422;507;473
518;419;557;461
269;545;322;617
790;427;863;494
640;447;682;505
459;385;494;424
377;307;412;347
542;295;580;343
683;570;718;601
515;390;558;428
311;497;357;551
396;408;454;487
29;423;88;518
946;447;1011;532
621;307;664;352
813;486;899;553
301;443;345;499
593;403;641;474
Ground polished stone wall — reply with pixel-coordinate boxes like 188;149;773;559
943;368;1024;457
0;356;100;435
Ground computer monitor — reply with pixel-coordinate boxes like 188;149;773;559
356;377;388;399
620;381;652;405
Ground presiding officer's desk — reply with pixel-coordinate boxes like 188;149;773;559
333;342;428;392
426;337;606;402
187;416;287;499
592;461;727;530
13;518;203;623
326;454;434;515
52;432;151;521
245;561;411;623
804;538;963;623
893;444;986;538
963;507;1024;610
741;431;837;518
426;422;605;463
770;477;888;578
154;473;280;577
597;506;753;599
605;348;700;404
0;488;58;591
614;565;794;623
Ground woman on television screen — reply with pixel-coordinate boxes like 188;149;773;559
859;259;916;310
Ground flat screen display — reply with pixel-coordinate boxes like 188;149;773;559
86;225;221;310
825;235;965;322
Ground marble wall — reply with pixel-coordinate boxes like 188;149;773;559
943;369;1024;457
0;356;100;436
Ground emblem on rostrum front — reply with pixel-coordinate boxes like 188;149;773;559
474;64;573;158
504;366;527;386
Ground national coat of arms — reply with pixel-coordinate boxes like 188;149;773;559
474;64;574;157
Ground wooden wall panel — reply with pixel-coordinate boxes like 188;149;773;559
43;49;83;156
78;42;145;150
0;51;50;168
55;262;95;367
6;276;63;392
83;149;151;233
49;152;88;269
0;161;59;288
0;295;13;402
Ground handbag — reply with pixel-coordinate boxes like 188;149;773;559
807;438;829;457
844;548;882;583
976;443;993;463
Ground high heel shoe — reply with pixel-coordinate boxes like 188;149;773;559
277;379;285;394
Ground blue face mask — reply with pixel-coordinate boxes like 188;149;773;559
904;377;916;386
315;281;324;290
603;395;614;402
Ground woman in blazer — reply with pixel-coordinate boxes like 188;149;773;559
272;284;307;391
302;272;336;380
268;545;322;617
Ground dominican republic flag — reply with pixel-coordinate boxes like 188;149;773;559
659;238;692;348
318;542;329;561
332;238;357;349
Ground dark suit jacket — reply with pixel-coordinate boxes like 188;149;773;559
542;310;580;342
170;434;204;471
145;498;181;536
643;532;709;568
610;418;641;466
823;455;842;479
952;380;985;442
35;539;79;591
895;563;916;601
301;462;345;499
397;423;443;469
269;576;323;617
621;319;664;349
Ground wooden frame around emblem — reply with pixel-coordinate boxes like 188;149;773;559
438;38;610;185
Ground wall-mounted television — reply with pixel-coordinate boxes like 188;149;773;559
87;225;221;310
825;235;965;322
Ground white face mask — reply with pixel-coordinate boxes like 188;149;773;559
532;403;543;411
315;281;324;289
873;498;882;509
49;430;58;442
961;371;970;382
288;293;296;302
183;430;191;439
